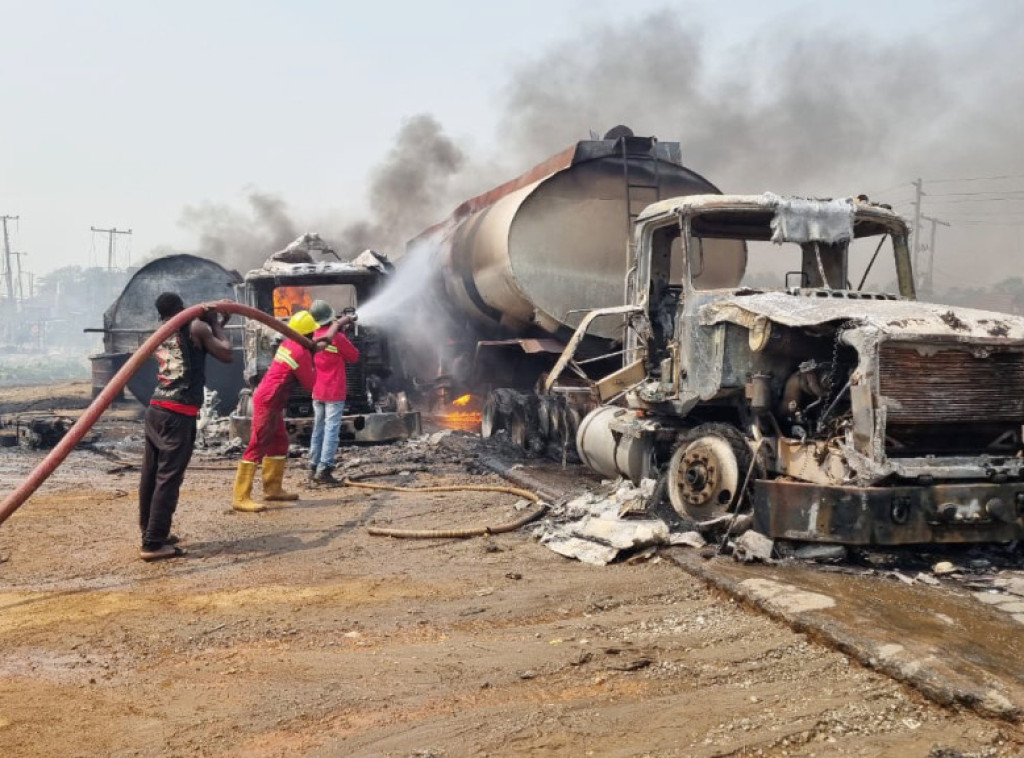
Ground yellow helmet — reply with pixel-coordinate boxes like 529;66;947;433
287;310;318;336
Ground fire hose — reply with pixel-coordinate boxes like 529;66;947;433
355;480;549;539
0;302;317;529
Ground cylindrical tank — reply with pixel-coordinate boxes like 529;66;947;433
90;352;128;400
576;406;653;484
92;254;245;413
430;133;729;341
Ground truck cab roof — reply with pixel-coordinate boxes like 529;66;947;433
637;193;908;241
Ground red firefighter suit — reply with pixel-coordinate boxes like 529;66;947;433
243;338;315;462
231;337;315;513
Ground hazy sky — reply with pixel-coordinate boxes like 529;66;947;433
1;0;1015;288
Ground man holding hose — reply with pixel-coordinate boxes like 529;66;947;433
307;300;359;485
139;293;234;561
232;308;351;512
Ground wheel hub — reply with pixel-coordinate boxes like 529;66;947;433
680;451;720;505
667;433;743;521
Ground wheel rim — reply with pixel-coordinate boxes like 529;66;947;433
667;435;741;521
507;409;528;449
481;395;500;439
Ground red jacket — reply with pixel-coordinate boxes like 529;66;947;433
313;327;359;402
253;338;315;409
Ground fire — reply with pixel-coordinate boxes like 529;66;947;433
273;286;312;318
438;393;482;432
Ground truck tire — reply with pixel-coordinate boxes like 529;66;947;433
481;389;544;454
666;423;754;522
552;398;581;462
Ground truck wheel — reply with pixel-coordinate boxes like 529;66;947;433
666;424;752;522
235;388;253;419
481;392;502;439
481;389;531;448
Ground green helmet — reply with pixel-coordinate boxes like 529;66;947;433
309;299;336;326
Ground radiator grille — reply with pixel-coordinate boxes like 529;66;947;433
879;344;1024;425
345;360;369;412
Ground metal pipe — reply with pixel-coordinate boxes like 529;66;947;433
0;302;315;528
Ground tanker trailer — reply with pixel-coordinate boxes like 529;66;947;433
410;126;742;456
86;254;245;414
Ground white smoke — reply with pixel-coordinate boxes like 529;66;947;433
356;224;461;386
357;226;450;328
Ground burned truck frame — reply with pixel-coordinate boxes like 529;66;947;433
562;194;1024;545
229;256;420;444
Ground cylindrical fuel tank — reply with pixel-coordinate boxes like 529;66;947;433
94;254;245;413
576;405;652;484
438;135;729;341
90;352;128;400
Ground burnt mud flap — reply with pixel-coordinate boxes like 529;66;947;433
754;479;1024;545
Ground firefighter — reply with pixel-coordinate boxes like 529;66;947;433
306;300;360;484
232;310;340;512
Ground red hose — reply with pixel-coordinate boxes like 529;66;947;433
0;302;315;528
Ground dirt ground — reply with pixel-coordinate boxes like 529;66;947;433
0;383;1020;757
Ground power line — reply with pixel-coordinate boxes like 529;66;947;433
90;226;133;271
947;221;1024;227
924;196;1024;205
923;173;1024;184
926;189;1024;198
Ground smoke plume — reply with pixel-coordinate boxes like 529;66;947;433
150;190;300;275
494;7;1024;285
337;114;467;257
161;6;1024;287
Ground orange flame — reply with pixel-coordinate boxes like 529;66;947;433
438;394;481;432
273;286;312;318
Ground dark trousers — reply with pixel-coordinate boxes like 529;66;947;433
139;405;197;547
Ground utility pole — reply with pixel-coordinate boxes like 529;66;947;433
919;214;950;297
11;251;28;302
1;215;18;304
90;226;132;270
911;179;924;290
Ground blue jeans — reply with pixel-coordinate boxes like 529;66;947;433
309;400;345;471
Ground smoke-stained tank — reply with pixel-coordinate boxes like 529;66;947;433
88;254;245;413
418;129;735;343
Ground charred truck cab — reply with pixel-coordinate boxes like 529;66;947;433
569;194;1024;545
229;251;421;445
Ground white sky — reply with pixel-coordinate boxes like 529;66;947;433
0;0;967;276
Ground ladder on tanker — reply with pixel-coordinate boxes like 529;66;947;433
621;136;663;260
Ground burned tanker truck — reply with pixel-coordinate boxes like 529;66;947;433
413;127;728;447
229;238;420;444
416;129;1024;545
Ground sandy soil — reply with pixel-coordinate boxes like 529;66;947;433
0;385;1020;757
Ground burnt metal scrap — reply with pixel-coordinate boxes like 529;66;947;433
0;413;96;449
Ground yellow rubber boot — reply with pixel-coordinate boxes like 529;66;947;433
232;460;265;513
262;456;299;501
